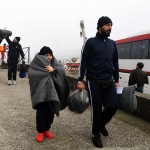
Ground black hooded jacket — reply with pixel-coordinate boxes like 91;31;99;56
5;37;24;60
79;32;119;82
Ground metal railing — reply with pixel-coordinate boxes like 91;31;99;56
1;47;30;65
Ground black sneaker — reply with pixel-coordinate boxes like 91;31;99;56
92;134;103;148
100;127;108;136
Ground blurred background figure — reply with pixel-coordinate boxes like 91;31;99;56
0;43;7;62
128;62;149;93
5;36;25;85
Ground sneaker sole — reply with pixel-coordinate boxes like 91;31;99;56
44;134;54;139
36;139;43;143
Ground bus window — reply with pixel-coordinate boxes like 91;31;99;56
131;41;141;59
131;40;149;59
116;45;119;50
118;43;131;59
141;40;149;58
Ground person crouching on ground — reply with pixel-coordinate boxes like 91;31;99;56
28;46;70;143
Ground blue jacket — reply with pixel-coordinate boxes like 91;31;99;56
79;32;119;82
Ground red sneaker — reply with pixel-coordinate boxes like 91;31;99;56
36;132;44;142
44;131;54;139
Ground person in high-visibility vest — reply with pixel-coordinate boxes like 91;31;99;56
0;43;7;62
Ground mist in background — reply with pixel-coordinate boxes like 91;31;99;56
0;0;150;61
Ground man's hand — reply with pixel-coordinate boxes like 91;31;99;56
45;65;54;73
77;81;85;91
115;82;119;88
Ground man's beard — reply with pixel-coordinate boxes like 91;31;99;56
101;29;111;38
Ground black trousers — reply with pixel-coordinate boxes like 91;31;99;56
88;81;118;135
7;59;18;80
36;102;54;133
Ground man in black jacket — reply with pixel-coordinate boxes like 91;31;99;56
128;62;149;93
77;16;119;148
5;36;25;85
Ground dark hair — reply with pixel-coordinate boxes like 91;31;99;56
137;62;144;69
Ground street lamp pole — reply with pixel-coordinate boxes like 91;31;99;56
80;20;87;43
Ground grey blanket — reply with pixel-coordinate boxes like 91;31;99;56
28;53;70;116
117;85;137;113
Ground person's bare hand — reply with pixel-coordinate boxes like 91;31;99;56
77;81;85;91
44;65;54;73
115;82;119;88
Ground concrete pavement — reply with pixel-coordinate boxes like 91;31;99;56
0;69;150;150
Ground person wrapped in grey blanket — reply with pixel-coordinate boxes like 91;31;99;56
28;46;70;143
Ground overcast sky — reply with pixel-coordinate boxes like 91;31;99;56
0;0;150;61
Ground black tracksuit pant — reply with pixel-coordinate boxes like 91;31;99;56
88;80;118;135
7;59;18;80
36;102;54;133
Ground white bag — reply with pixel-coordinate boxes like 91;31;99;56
68;89;89;114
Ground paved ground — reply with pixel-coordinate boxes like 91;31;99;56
0;69;150;150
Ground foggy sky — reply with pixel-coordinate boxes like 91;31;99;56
0;0;150;61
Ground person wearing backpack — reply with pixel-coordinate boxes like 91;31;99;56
5;36;25;85
77;16;119;148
